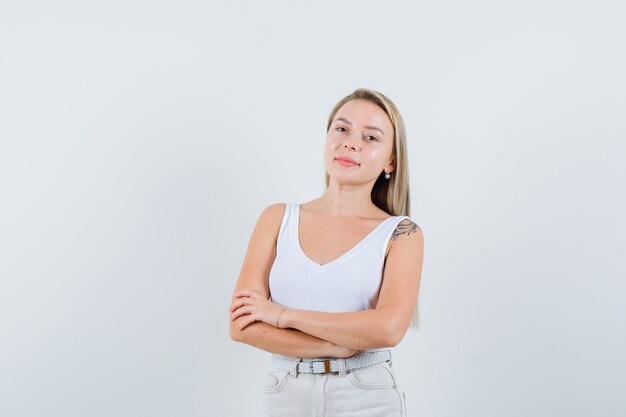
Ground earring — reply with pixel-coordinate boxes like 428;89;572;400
384;171;391;179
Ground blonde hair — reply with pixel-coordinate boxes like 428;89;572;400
324;88;420;330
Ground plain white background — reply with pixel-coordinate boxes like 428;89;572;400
1;1;624;416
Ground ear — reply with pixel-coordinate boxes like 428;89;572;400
386;155;396;173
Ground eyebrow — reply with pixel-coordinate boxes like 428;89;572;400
334;117;386;137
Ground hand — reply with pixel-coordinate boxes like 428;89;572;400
229;289;288;330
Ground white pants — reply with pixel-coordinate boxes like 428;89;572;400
260;354;408;417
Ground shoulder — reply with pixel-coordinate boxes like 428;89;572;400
260;202;288;220
252;202;288;239
385;217;424;258
391;217;422;242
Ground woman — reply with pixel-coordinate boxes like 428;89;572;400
229;88;424;417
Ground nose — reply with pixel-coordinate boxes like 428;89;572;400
343;132;360;151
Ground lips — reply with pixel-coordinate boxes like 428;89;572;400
335;156;360;166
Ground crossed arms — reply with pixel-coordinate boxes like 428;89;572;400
229;203;423;358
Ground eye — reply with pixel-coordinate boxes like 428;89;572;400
365;135;378;142
336;127;347;132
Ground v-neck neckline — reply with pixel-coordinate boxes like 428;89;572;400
293;203;397;272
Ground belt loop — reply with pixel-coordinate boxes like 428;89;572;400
337;358;347;377
290;357;301;377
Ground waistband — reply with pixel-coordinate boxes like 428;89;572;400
271;349;392;376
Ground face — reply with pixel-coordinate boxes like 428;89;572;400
325;99;395;184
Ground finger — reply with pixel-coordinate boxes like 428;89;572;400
235;289;261;299
234;293;252;300
238;315;256;330
230;305;253;321
236;310;259;326
229;298;253;312
230;307;250;320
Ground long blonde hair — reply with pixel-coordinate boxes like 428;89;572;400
324;88;420;329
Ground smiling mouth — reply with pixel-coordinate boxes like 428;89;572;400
335;158;359;167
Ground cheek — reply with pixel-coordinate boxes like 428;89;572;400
323;140;335;164
323;141;331;157
365;148;385;163
361;149;390;171
324;135;339;153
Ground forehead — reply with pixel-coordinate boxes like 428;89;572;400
334;99;393;133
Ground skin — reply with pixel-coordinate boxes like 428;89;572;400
229;99;424;354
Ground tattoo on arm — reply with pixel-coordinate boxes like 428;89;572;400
390;219;420;241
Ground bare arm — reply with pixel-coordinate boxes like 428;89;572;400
231;313;357;358
279;308;394;351
229;203;359;358
279;220;424;350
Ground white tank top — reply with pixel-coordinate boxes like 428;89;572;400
268;202;410;353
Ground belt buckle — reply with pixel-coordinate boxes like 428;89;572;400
324;359;331;374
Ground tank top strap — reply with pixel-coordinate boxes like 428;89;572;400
379;215;411;259
276;202;294;246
